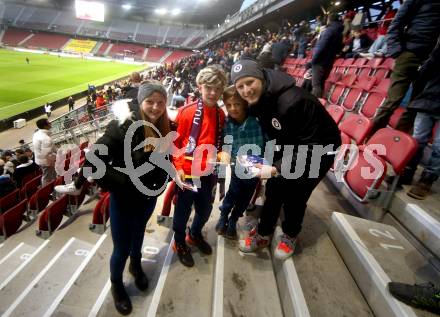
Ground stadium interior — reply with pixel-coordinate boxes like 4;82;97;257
0;0;439;316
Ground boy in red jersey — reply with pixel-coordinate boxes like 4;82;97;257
172;66;227;267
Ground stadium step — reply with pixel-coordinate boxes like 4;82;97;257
291;210;374;316
18;33;34;46
214;232;284;317
0;207;99;316
159;51;173;64
154;216;218;317
103;43;113;56
0;30;5;43
90;226;172;317
142;47;149;61
329;212;440;317
388;185;440;259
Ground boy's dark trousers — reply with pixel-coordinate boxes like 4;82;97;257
219;171;259;221
173;175;216;243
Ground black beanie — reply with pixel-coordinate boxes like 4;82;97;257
230;59;264;84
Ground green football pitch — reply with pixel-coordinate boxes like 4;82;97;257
0;49;147;120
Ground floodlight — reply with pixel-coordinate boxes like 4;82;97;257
335;1;341;6
122;4;132;10
171;8;181;16
155;8;167;15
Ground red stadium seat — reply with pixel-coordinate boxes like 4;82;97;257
1;199;28;239
359;78;390;119
339;114;373;145
331;58;345;73
20;171;39;189
339;58;355;74
329;74;357;105
20;175;42;200
28;180;55;215
373;58;394;79
346;58;368;75
342;128;417;202
358;57;384;76
37;195;69;237
343;151;387;202
90;192;110;233
0;189;21;214
327;105;345;124
341;86;363;111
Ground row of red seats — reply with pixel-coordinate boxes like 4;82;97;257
0;141;92;241
322;102;418;203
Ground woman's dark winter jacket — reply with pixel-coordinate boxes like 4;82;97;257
386;0;440;59
407;36;440;115
249;69;341;172
84;103;170;198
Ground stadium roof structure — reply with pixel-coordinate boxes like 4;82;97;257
3;0;244;26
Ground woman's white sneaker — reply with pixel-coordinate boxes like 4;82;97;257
55;182;81;195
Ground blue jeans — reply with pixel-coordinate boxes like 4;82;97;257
219;171;259;221
172;175;216;243
109;193;157;283
409;112;440;178
368;35;387;54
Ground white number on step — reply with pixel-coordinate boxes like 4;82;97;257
20;253;31;260
143;246;159;255
369;229;396;240
380;243;404;251
75;249;89;257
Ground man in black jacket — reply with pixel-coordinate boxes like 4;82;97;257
271;37;291;69
371;0;440;135
398;36;440;199
231;60;341;260
311;13;343;98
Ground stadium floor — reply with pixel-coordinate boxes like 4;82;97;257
0;49;146;120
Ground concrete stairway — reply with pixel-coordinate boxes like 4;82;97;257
0;178;438;316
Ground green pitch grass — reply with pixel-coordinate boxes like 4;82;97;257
0;49;147;120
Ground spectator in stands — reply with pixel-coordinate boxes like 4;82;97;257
33;118;57;185
311;13;343;98
172;66;227;267
95;92;106;108
68;96;74;112
58;83;172;315
231;60;341;260
342;27;372;58
44;102;52;118
370;0;440;136
123;72;142;112
271;37;291;69
293;21;309;58
18;139;29;151
360;4;396;59
215;86;265;240
13;154;39;187
396;36;440;200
